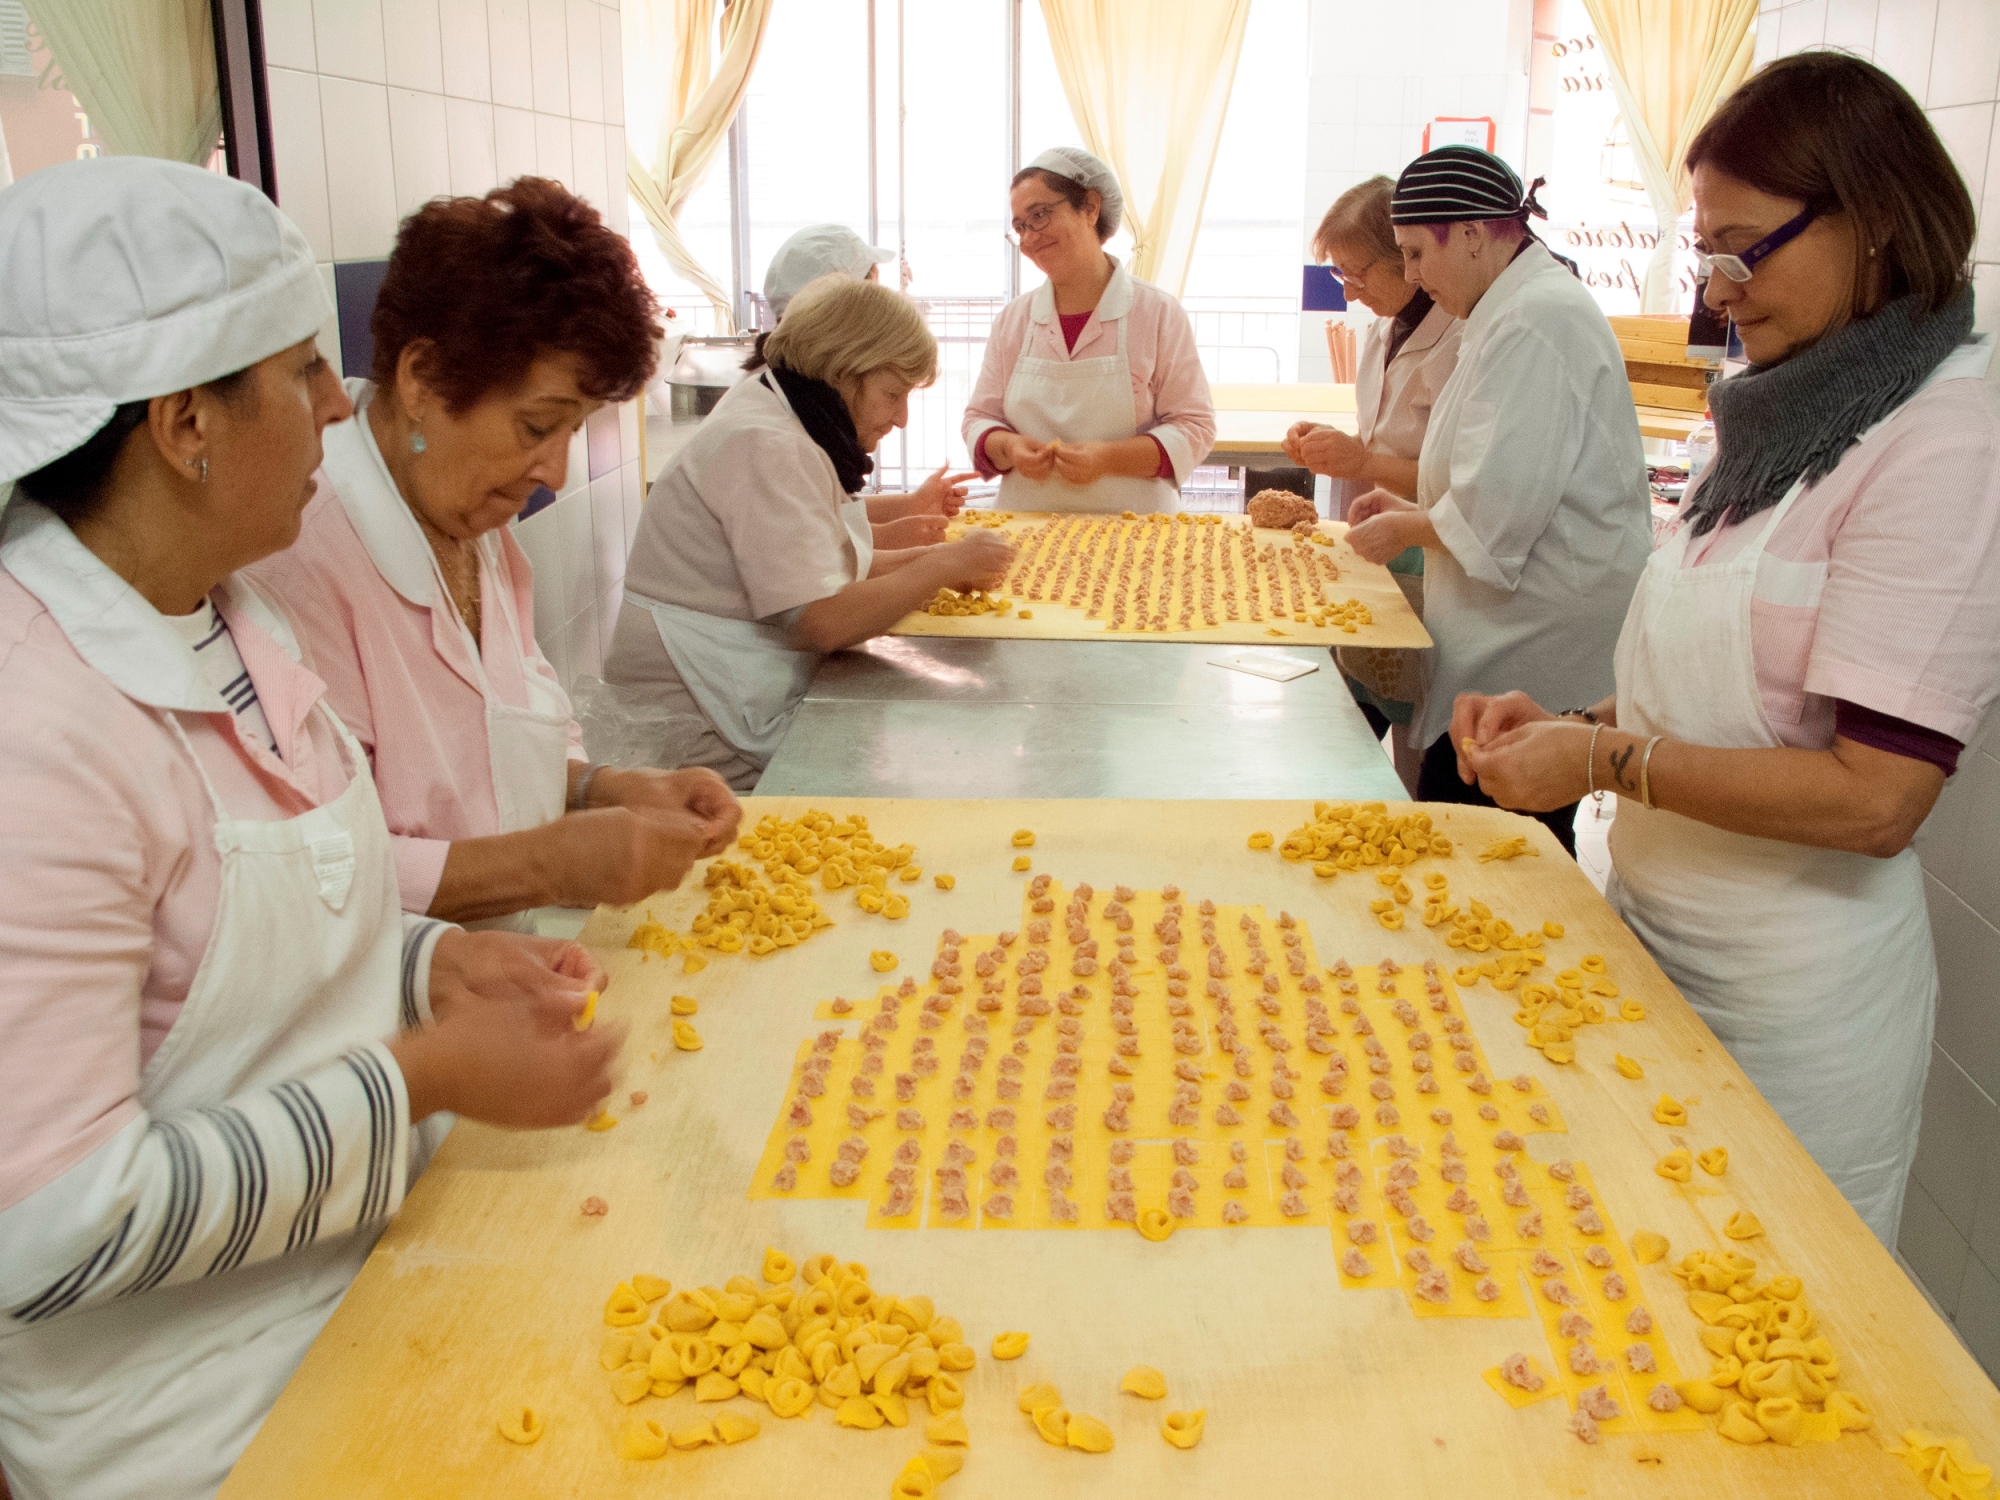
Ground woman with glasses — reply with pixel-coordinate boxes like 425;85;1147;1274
1342;145;1651;852
1286;175;1463;790
1451;54;2000;1245
963;146;1215;513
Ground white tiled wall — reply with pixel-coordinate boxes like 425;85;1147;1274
1296;0;1535;380
263;0;640;688
1759;0;2000;1379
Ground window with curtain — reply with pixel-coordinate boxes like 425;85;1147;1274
1535;0;1704;315
0;3;107;184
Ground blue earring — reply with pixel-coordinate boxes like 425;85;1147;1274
411;428;427;454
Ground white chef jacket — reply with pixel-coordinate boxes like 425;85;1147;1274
1412;240;1650;747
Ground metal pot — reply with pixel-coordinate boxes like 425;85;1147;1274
667;335;756;420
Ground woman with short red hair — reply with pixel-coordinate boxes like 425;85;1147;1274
250;178;740;927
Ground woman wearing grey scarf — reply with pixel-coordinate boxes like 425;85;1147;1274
1443;53;2000;1246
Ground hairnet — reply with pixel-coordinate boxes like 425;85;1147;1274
0;157;328;484
1025;146;1124;239
764;224;896;319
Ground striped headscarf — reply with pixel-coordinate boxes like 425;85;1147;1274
1390;145;1547;226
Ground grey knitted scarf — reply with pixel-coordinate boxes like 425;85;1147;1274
1689;286;1975;536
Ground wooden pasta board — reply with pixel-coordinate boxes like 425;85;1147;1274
225;799;1999;1499
887;515;1431;649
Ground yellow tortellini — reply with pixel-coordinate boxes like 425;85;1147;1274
1652;1094;1688;1126
496;1406;545;1445
1120;1365;1167;1400
671;1020;704;1051
1066;1413;1115;1453
617;1417;668;1459
991;1331;1030;1360
1656;1149;1693;1182
1163;1409;1207;1449
1614;1054;1644;1079
1698;1147;1729;1177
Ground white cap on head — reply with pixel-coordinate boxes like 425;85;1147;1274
0;157;329;485
763;224;896;320
1024;146;1124;239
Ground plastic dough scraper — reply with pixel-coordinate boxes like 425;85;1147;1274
1208;651;1320;682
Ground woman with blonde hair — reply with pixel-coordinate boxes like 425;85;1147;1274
1286;174;1463;789
606;275;1013;788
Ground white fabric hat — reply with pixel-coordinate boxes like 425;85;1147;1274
0;156;330;484
764;224;896;319
1025;146;1124;239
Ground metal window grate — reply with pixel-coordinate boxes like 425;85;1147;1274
0;0;35;78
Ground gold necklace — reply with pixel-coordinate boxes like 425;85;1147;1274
412;507;482;643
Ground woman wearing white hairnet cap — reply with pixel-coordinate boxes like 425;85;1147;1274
964;146;1216;513
763;222;897;320
751;226;977;549
0;158;620;1500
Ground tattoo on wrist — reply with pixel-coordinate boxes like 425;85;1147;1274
1609;742;1637;793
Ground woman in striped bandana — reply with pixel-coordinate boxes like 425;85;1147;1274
1341;144;1651;853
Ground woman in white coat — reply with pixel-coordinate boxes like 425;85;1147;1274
1451;56;2000;1244
963;147;1216;513
1343;146;1651;852
247;179;739;928
605;276;1014;789
0;159;619;1500
1286;175;1463;790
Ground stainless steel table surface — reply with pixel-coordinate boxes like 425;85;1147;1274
754;636;1406;801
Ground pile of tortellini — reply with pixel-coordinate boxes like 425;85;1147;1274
594;1249;975;1494
1274;800;1454;877
626;809;923;965
1666;1247;1870;1447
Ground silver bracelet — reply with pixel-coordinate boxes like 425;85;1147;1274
1585;722;1604;798
1641;735;1663;811
570;763;605;811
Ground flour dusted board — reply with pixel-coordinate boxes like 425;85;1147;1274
888;514;1431;648
226;800;1999;1499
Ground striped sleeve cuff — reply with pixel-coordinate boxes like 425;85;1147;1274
400;915;453;1030
0;1044;410;1328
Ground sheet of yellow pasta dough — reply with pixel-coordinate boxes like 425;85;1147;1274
751;875;1698;1432
887;514;1431;649
1483;1362;1565;1409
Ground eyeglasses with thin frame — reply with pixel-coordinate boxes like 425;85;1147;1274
1694;203;1819;283
1007;199;1068;244
1330;260;1378;287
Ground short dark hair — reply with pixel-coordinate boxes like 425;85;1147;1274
1009;167;1112;243
15;368;254;526
1685;51;1974;316
371;176;662;413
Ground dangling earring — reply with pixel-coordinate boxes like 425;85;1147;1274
411;425;427;455
192;457;209;483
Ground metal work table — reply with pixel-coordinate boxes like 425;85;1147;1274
755;635;1406;801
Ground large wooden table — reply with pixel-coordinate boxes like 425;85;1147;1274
225;799;2000;1498
1209;382;1702;460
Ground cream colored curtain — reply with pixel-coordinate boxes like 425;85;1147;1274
1583;0;1757;312
23;0;220;164
624;0;773;331
1037;0;1252;296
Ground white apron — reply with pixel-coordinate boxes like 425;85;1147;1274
0;706;411;1500
320;382;573;922
998;311;1178;515
625;499;874;767
461;542;572;931
1606;446;1937;1246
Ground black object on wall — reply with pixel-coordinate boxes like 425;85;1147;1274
210;0;277;200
